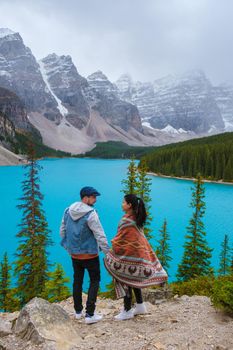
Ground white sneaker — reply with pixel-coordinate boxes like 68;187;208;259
74;312;83;320
114;309;134;321
85;313;103;324
133;303;148;315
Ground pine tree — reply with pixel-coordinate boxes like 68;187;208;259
137;159;153;241
121;157;139;195
176;175;212;281
156;219;172;273
14;143;53;305
0;253;19;312
42;264;70;302
218;234;232;275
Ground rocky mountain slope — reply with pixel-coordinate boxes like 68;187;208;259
1;28;160;154
116;71;232;135
1;27;233;155
0;294;232;350
0;87;27;164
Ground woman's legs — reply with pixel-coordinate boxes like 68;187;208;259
133;288;143;304
124;287;133;311
124;287;143;311
116;286;145;320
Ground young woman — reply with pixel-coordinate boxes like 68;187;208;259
104;194;168;321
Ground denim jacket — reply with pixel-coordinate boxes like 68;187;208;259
60;202;109;255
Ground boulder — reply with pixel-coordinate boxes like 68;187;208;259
142;286;173;304
0;318;12;337
13;297;81;349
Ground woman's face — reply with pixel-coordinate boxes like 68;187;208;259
122;199;132;212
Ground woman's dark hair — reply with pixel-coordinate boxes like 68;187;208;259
124;194;147;228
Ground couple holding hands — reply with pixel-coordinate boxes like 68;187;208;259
60;186;167;324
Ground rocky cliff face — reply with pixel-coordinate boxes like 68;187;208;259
40;54;90;129
0;86;32;131
116;71;227;135
0;29;61;122
87;71;143;133
213;83;233;131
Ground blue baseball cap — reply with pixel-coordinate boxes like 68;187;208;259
80;186;101;198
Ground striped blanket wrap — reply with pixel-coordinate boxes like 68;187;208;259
104;216;168;298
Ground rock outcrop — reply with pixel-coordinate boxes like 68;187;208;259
0;86;32;131
13;297;81;349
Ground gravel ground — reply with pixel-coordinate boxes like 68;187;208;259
0;295;232;350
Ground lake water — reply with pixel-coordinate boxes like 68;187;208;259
0;158;233;292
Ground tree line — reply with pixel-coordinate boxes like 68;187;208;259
140;132;233;182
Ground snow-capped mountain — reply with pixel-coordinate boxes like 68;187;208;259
116;70;226;134
1;27;232;155
0;28;155;153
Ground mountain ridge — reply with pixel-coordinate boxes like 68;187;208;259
1;27;233;155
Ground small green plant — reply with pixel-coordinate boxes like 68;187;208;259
42;263;70;302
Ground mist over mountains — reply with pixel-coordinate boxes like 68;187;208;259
0;28;232;154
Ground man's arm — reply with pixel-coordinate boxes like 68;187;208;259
87;211;110;253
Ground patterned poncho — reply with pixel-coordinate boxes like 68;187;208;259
104;215;168;298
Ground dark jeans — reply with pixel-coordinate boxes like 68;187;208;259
124;287;143;311
72;256;100;316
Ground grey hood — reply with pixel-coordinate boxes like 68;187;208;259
68;202;93;221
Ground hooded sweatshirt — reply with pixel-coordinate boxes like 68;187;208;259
60;202;109;258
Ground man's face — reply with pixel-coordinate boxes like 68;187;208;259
86;195;97;206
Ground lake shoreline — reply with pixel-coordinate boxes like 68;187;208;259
1;156;233;186
148;172;233;186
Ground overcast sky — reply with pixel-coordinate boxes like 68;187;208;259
0;0;232;84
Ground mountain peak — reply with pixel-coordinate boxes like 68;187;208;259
116;73;133;82
87;70;109;82
42;53;73;66
0;28;16;39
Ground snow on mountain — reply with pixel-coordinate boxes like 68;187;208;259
39;60;68;118
0;28;16;39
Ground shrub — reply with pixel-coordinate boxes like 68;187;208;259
171;275;215;297
211;276;233;314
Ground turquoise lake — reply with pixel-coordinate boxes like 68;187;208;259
0;158;233;292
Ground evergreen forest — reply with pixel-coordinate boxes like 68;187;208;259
140;132;233;182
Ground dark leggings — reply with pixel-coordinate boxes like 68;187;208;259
124;287;143;311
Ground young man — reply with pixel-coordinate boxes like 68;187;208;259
60;186;109;324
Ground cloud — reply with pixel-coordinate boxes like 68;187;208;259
0;0;232;84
